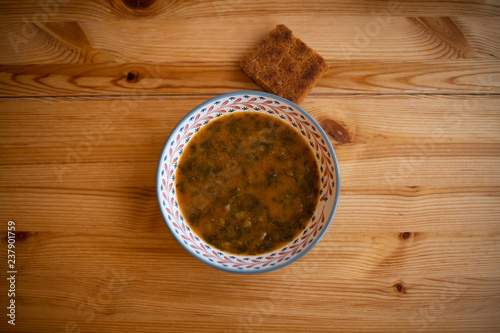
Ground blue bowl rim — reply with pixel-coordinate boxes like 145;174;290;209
156;90;340;274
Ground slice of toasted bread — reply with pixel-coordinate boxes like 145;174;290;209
240;24;329;104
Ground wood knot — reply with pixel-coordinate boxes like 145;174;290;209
126;71;139;83
122;0;156;10
399;232;412;241
3;231;34;243
392;281;407;294
320;118;351;144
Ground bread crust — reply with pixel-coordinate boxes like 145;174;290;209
240;24;329;104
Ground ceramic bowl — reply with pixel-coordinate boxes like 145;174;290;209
156;91;340;273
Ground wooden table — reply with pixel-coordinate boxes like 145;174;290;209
1;1;500;332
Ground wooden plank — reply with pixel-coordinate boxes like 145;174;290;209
1;186;499;233
1;142;499;183
0;0;499;23
0;95;499;148
1;231;499;332
1;16;500;64
4;319;500;333
1;141;499;184
1;95;498;166
0;60;499;97
8;231;500;278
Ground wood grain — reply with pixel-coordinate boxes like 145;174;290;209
2;186;500;233
7;231;500;278
0;60;499;96
1;1;500;332
1;96;499;158
0;0;499;22
1;16;500;65
1;96;499;235
1;229;499;331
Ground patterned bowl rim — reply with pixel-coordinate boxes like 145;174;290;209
156;91;340;274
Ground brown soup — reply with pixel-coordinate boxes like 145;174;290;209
175;112;320;255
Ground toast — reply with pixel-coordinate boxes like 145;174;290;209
240;24;329;104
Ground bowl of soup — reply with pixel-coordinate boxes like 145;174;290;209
157;91;340;273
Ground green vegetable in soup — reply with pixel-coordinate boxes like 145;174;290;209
175;112;320;255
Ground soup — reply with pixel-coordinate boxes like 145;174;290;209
175;112;320;255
